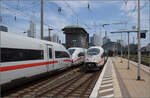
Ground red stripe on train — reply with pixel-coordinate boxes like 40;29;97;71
97;59;104;64
73;57;81;63
63;59;72;62
0;60;58;72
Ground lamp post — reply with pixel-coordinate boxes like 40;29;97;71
111;31;130;69
137;0;141;80
41;0;44;39
127;32;130;69
120;32;123;63
111;30;147;77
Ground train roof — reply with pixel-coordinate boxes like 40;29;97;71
1;32;66;50
68;47;85;50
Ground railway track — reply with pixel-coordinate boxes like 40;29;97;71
4;67;102;98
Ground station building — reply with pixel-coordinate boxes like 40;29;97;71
62;25;89;49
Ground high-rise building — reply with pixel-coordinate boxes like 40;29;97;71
103;36;111;45
89;34;102;46
89;36;94;46
93;34;102;46
51;34;59;43
27;21;36;38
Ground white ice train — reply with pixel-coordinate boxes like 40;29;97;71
84;46;105;71
68;47;86;66
0;32;72;88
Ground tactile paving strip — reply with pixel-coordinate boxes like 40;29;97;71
98;62;114;98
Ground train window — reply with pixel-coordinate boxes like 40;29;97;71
87;48;100;55
78;52;84;57
1;48;44;62
55;51;70;58
49;48;52;58
68;49;75;55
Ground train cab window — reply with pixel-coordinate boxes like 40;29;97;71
68;49;75;55
78;52;84;57
1;48;44;62
55;51;70;58
63;52;70;58
49;48;52;58
87;48;100;55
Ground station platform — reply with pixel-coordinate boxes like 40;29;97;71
90;57;150;98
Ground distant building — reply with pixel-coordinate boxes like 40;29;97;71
62;25;89;49
93;34;102;46
59;40;61;44
102;42;120;52
89;34;102;46
146;43;150;52
141;46;147;52
44;33;60;43
117;39;125;46
43;36;51;41
51;34;59;43
89;36;94;46
127;44;138;54
27;21;36;38
103;36;111;45
0;25;8;32
102;42;121;56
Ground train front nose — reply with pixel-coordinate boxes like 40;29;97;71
85;62;97;68
84;56;100;71
85;55;97;63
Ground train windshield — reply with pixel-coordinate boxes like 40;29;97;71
68;49;75;55
87;48;100;55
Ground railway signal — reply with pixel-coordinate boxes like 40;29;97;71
140;32;146;39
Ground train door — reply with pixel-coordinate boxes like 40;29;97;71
54;51;65;70
47;45;54;72
78;52;85;64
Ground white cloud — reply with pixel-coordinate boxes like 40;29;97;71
120;0;149;27
120;0;150;46
50;0;89;17
44;12;72;43
2;2;41;21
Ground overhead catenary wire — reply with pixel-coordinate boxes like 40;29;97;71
45;1;77;24
3;0;92;32
63;0;92;29
2;1;62;32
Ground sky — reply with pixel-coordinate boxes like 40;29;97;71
1;0;150;47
